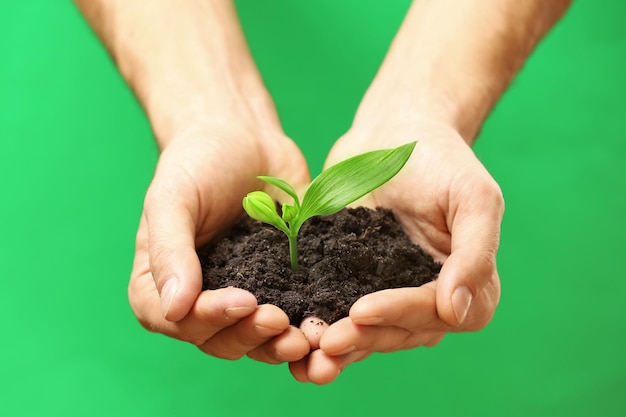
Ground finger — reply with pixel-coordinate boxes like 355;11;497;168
437;251;502;330
130;272;258;345
304;350;342;385
197;304;290;360
348;285;442;329
320;316;444;355
288;358;310;383
130;225;257;341
437;178;504;327
174;288;258;344
291;349;370;385
299;316;329;350
247;326;311;364
144;172;203;321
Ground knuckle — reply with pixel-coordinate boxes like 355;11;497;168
148;245;172;287
473;178;505;213
143;182;163;210
467;250;498;291
200;346;246;361
142;319;162;334
127;277;142;310
466;311;494;332
128;280;157;334
182;334;210;346
424;333;446;347
476;250;497;275
484;180;505;213
465;279;500;332
130;302;166;336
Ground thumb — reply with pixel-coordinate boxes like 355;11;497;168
436;248;500;329
144;182;203;322
436;184;504;328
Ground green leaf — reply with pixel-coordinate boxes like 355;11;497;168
297;141;416;225
282;204;298;223
242;191;289;234
242;141;416;273
258;176;301;208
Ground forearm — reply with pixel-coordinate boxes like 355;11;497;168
74;0;280;149
353;0;572;144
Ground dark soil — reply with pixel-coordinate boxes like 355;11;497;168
199;207;441;325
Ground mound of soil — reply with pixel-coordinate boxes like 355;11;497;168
199;207;441;325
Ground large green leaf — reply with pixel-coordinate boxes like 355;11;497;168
296;141;416;226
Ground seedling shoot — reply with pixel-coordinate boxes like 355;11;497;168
243;141;416;271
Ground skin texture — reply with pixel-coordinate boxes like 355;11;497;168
74;0;571;384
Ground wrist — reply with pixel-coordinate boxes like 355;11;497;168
102;0;282;149
122;32;281;149
144;85;282;151
352;54;498;146
351;84;473;145
350;0;571;145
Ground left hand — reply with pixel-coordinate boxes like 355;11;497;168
290;119;504;384
128;124;312;365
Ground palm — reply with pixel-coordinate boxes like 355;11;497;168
165;133;310;247
325;128;471;262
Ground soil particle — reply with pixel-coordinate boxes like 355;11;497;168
199;207;441;325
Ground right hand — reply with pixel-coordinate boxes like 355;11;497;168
289;119;504;383
128;124;312;363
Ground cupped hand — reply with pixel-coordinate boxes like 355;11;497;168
128;124;312;363
290;119;504;383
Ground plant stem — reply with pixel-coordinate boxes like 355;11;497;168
288;232;299;272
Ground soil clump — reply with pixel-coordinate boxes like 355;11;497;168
200;207;441;325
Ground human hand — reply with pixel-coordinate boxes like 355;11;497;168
289;119;504;383
128;125;312;363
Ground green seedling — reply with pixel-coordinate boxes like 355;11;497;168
243;141;416;271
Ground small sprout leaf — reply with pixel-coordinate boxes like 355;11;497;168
242;191;289;233
258;176;301;208
298;141;416;223
282;204;298;223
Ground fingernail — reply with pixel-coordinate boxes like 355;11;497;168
224;306;256;319
452;285;473;325
161;277;179;319
353;316;383;325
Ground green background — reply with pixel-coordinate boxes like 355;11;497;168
2;1;624;416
